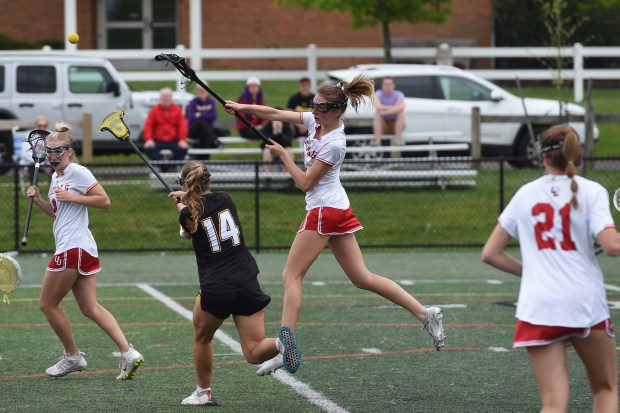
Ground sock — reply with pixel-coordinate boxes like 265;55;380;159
275;338;284;353
197;385;211;395
121;345;133;357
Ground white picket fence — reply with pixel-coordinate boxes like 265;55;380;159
33;43;620;102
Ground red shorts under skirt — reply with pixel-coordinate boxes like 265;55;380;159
297;206;363;235
513;318;615;348
46;248;101;276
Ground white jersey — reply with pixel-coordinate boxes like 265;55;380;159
48;163;99;257
499;174;615;327
300;112;350;210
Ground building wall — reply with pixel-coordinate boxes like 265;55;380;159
0;0;492;69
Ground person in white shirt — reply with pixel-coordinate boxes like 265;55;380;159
482;125;619;413
224;75;445;375
26;122;143;380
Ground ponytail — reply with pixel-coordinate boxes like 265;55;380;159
179;161;211;233
561;127;580;208
47;121;77;163
316;74;374;114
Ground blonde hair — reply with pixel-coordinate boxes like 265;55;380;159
46;121;77;163
180;161;211;234
541;124;582;208
316;74;375;114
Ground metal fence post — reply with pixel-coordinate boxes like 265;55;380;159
307;44;318;92
499;158;505;214
254;161;260;253
471;107;481;170
14;164;20;251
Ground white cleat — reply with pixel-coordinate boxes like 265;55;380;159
257;353;285;376
181;388;214;406
46;351;87;377
422;307;445;351
116;345;144;380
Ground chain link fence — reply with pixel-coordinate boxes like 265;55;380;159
2;157;619;253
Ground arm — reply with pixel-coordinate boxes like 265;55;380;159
381;98;405;115
142;110;155;142
205;98;218;124
275;149;332;192
26;186;54;217
597;227;620;256
481;224;522;277
186;101;196;128
54;184;111;209
178;107;188;142
225;100;301;124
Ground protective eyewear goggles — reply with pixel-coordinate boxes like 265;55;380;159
309;100;347;113
44;145;70;157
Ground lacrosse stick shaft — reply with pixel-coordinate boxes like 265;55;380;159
188;75;271;144
127;140;173;192
21;162;41;246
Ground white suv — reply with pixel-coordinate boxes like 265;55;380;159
327;64;598;161
0;52;193;154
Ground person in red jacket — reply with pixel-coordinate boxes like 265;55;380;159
235;77;268;140
143;88;189;162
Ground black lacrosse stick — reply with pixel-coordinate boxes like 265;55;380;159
155;53;270;144
22;129;50;246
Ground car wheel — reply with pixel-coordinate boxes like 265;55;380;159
510;125;550;168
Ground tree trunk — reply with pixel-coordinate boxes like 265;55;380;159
382;20;392;63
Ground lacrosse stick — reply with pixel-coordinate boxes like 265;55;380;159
100;108;174;192
21;129;50;246
154;53;270;144
0;253;22;304
594;189;620;256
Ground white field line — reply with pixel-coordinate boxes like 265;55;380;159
361;348;382;354
605;283;620;292
376;303;467;309
486;280;504;285
488;347;509;352
135;283;350;413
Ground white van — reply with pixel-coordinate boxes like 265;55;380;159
0;52;193;153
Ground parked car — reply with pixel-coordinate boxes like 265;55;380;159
0;52;193;155
327;64;598;164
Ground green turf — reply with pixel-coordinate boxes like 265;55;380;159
1;252;618;412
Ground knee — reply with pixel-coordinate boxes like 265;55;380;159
281;270;303;287
351;272;374;290
79;304;100;320
194;328;214;345
39;300;56;315
243;349;261;365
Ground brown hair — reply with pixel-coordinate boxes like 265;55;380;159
46;122;77;163
541;124;582;208
317;74;375;114
180;161;211;234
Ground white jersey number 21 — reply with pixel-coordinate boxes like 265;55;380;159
201;209;241;253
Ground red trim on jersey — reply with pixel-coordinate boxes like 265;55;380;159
513;318;615;348
297;206;363;235
316;157;334;166
603;224;616;230
85;181;100;193
46;248;101;276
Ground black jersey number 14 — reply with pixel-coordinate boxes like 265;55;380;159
532;202;576;251
201;209;241;253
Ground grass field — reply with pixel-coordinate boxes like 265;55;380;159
0;251;618;412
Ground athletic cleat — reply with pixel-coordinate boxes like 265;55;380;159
422;306;445;350
278;326;302;373
257;353;285;376
46;351;87;377
115;345;144;380
181;388;214;406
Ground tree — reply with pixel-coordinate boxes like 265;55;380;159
276;0;453;62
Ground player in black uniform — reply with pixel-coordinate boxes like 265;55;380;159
168;161;288;406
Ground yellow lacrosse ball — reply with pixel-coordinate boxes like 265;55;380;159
68;33;80;44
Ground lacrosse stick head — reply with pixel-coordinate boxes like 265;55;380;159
0;253;22;304
613;188;620;212
155;53;195;79
100;108;130;141
25;129;50;163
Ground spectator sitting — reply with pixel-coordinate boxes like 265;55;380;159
186;84;221;160
143;87;188;167
261;107;294;172
236;77;267;140
373;76;405;156
287;77;315;136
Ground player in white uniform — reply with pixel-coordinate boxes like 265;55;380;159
225;75;445;375
482;125;619;412
26;122;144;380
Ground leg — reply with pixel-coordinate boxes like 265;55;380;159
193;300;224;388
71;275;130;353
234;310;278;364
328;234;426;320
372;112;383;145
262;147;273;172
527;342;570;413
572;330;618;413
172;143;188;161
281;230;329;329
144;143;161;160
393;111;405;155
39;269;79;355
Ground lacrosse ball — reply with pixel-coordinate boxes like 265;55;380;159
68;33;80;44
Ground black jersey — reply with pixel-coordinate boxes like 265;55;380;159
287;92;315;112
180;192;259;293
